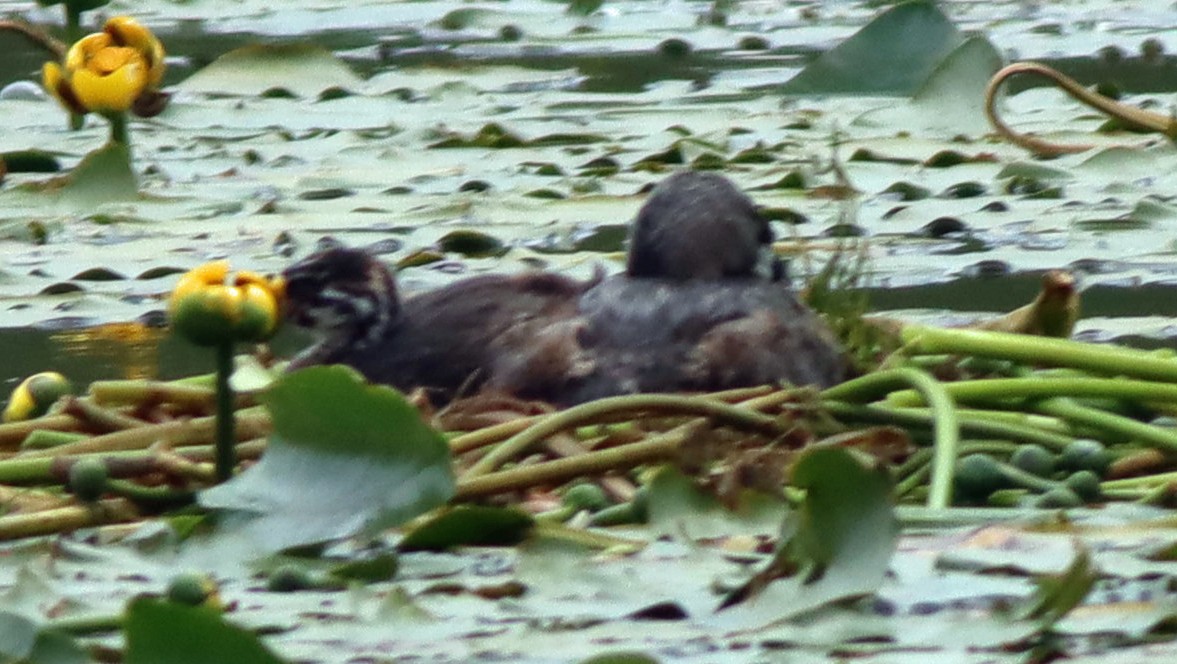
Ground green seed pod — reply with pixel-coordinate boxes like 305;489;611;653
267;564;315;593
1010;444;1056;478
167;572;220;607
1035;487;1084;509
1058;439;1111;476
954;454;1009;504
68;457;108;503
1064;470;1102;502
563;483;610;513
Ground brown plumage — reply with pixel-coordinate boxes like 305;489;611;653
280;171;847;405
282;247;598;405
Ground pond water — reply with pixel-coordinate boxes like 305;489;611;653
1;0;1177;391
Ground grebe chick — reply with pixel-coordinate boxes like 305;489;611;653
282;247;597;405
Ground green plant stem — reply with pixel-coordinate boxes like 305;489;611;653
886;376;1177;408
214;342;235;482
901;325;1177;382
18;407;270;459
89;380;220;409
62;397;144;431
0;440;268;485
0;20;65;57
532;520;646;551
449;415;541;455
822;368;959;509
462;394;781;480
1101;471;1177;491
48;612;124;635
64;5;82;44
893;440;1020;499
105;479;196;512
823;402;1075;450
105;111;129;146
0;414;79;447
1035;397;1177;454
0;498;138;540
456;425;691;499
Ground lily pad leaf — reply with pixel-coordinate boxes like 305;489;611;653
198;366;455;554
1;150;60;173
399;505;534;552
125;597;286;664
714;447;897;629
0;611;88;664
645;466;788;540
781;0;963;96
60;142;138;206
1014;545;1096;627
908;35;1005;134
179;44;363;97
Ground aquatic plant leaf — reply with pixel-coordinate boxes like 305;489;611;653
179;44;362;97
1014;546;1096;627
781;1;963;96
908;35;1005;134
198;366;455;553
578;653;660;664
0;612;37;659
20;631;89;664
1;150;60;173
125;597;286;664
715;447;897;628
60;142;137;206
645;466;788;540
436;229;508;258
0;612;87;664
399;505;534;551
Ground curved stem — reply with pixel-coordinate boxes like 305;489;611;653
456;424;691;499
214;343;236;482
984;61;1176;157
1035;397;1177;455
822;367;959;509
0;20;65;58
900;325;1177;383
824;402;1074;451
886;376;1177;409
462;394;781;480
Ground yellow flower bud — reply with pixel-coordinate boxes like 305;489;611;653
41;16;166;116
168;262;283;346
3;372;73;422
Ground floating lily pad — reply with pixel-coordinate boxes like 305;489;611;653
198;366;455;554
399;505;535;551
179;44;363;97
125;598;285;664
780;1;963;96
716;447;898;629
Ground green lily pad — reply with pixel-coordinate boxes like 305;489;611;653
179;44;363;97
125;598;286;664
60;142;138;206
781;0;963;96
716;447;898;628
399;505;535;551
646;466;788;540
198;366;455;553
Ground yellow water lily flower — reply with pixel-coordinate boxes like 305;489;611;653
42;16;166;116
169;261;284;347
3;372;73;422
